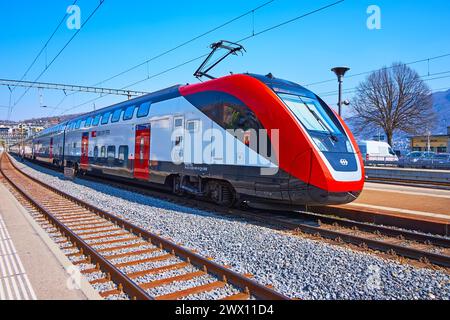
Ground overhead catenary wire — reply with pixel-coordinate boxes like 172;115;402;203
12;0;105;109
94;0;276;87
12;0;79;92
60;0;347;115
305;53;450;87
53;0;277;110
318;70;450;98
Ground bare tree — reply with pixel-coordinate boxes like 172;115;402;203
350;63;435;146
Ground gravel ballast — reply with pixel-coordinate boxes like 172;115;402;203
13;158;450;300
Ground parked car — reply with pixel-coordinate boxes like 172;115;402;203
398;151;447;168
358;141;399;166
423;153;450;169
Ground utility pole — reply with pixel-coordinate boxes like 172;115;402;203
331;67;350;116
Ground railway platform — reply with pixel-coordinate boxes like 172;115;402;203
315;182;450;236
0;181;100;300
365;166;450;185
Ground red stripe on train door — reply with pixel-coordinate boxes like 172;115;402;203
134;124;151;180
81;132;89;170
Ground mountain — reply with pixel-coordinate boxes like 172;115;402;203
432;89;450;135
0;114;82;127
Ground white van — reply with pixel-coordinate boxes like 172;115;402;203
358;141;399;165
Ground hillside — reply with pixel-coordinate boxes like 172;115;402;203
0;114;82;127
432;88;450;134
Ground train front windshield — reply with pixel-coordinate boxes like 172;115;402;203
279;94;341;134
278;93;354;154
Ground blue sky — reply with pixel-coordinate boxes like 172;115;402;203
1;0;450;121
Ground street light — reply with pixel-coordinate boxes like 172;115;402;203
331;66;350;116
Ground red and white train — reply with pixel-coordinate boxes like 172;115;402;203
12;73;365;207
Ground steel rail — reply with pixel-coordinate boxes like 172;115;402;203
366;176;450;189
10;154;450;269
2;153;288;300
0;156;152;300
92;173;450;267
76;164;450;268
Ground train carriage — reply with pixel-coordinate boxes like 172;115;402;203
11;73;365;207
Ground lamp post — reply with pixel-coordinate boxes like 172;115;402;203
331;67;350;116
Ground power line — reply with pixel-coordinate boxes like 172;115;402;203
58;53;210;115
13;0;79;91
55;0;276;110
306;53;450;87
319;70;450;98
12;0;105;109
94;0;276;87
60;0;346;115
123;0;346;89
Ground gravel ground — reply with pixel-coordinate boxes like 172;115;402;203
134;265;198;284
109;250;167;265
120;257;182;274
146;274;215;297
91;239;144;250
76;226;118;235
14;158;450;300
100;244;155;256
180;284;242;300
85;234;135;245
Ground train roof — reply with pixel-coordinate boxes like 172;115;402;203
248;73;316;99
69;85;182;122
35;73;318;138
36;85;181;137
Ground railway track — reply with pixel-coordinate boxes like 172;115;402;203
75;163;450;269
10;155;450;270
0;153;288;300
366;177;450;190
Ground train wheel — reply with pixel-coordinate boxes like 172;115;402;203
207;181;236;207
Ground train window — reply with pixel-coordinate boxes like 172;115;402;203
100;146;106;158
174;118;183;128
107;146;116;159
101;112;111;125
111;109;122;123
73;142;77;149
187;120;199;133
75;120;82;129
85;117;93;127
137;102;151;118
94;146;99;160
118;146;128;162
92;115;101;126
185;91;264;132
278;94;341;134
123;105;136;121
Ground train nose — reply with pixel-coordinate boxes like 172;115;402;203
306;185;361;205
288;150;363;206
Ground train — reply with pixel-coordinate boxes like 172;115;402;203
10;73;365;207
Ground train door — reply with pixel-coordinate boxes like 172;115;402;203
49;138;54;161
173;116;184;164
80;132;89;170
134;124;151;180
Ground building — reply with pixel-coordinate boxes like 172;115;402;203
26;125;45;137
0;126;10;135
410;127;450;153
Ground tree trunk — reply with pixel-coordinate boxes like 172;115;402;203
385;130;393;147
